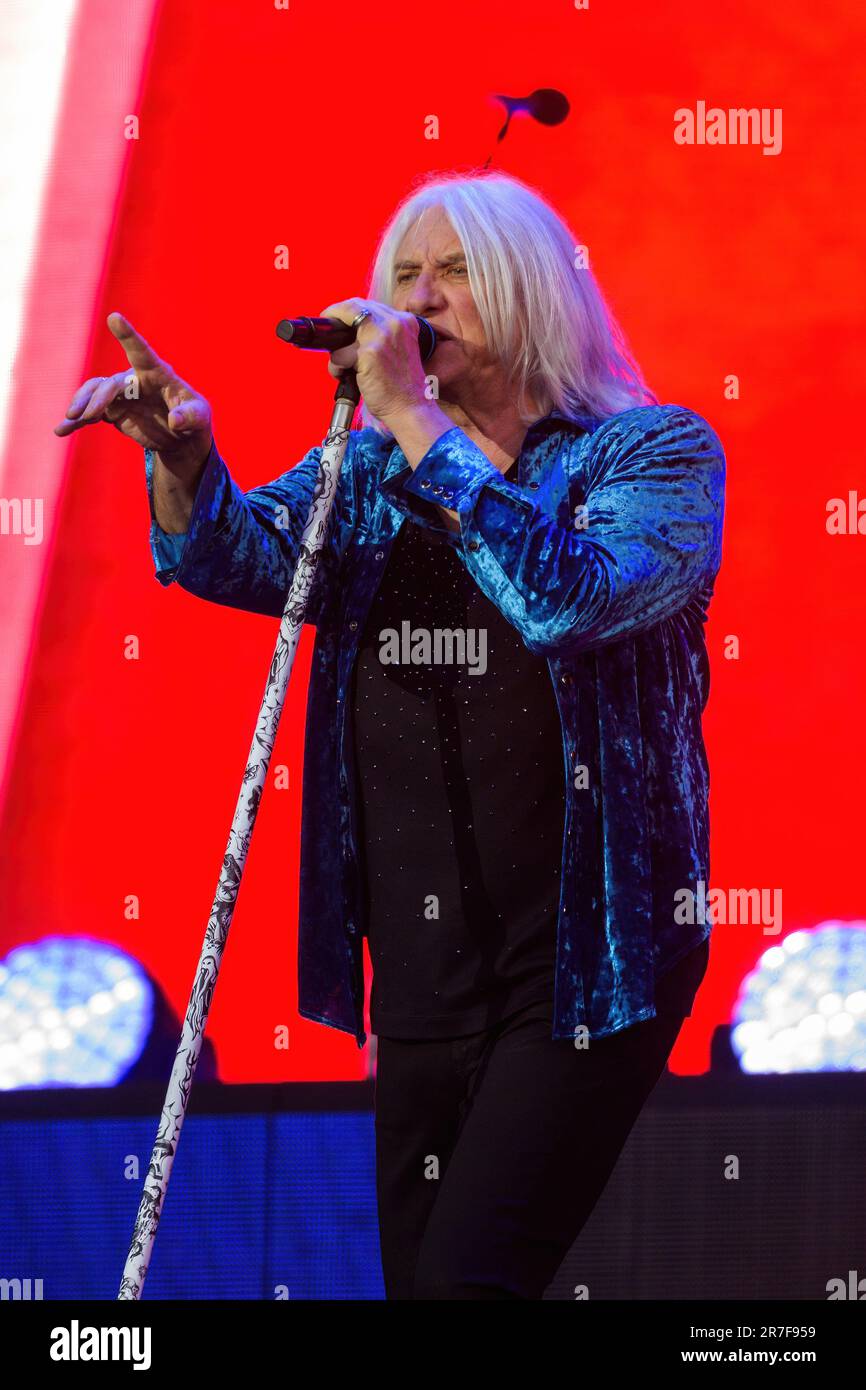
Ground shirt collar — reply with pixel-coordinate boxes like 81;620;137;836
376;405;593;486
525;406;595;435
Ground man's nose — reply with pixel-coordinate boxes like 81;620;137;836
404;269;447;316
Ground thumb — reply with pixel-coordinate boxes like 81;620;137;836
168;399;208;432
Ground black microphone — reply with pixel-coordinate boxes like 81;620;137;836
276;314;437;362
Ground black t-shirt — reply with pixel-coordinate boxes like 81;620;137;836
350;458;566;1039
349;457;711;1040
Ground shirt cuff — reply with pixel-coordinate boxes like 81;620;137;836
144;437;230;585
380;422;542;547
378;425;504;530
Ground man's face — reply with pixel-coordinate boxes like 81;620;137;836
390;206;494;395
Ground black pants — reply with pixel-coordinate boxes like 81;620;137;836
373;942;709;1300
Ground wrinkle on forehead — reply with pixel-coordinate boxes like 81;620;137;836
395;205;462;263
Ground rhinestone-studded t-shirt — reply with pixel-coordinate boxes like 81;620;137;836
349;457;567;1039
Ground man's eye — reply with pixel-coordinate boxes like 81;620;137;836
395;265;466;283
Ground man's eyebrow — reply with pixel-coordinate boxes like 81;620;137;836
393;251;467;270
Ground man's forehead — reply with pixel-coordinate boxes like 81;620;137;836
393;241;466;268
394;212;464;266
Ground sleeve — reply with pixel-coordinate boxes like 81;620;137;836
143;434;355;624
387;404;725;658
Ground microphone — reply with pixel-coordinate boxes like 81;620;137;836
276;314;437;362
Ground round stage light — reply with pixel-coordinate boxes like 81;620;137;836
0;937;154;1090
731;922;866;1073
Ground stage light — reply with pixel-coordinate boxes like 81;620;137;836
0;937;154;1090
731;922;866;1074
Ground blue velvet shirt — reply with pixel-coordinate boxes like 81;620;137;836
144;400;725;1047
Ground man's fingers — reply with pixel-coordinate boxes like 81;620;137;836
53;416;86;437
53;410;104;437
107;311;164;374
319;298;372;328
62;377;107;421
329;343;359;369
167;397;210;433
78;372;128;422
53;374;121;435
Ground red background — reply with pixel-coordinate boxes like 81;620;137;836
2;0;863;1079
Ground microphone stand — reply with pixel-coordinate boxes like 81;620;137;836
117;369;361;1300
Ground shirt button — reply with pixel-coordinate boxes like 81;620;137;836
560;672;572;685
348;619;358;631
433;484;443;494
467;540;480;552
420;479;432;489
346;920;356;935
528;480;539;490
374;550;384;561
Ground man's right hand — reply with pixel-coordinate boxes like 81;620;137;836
53;311;213;478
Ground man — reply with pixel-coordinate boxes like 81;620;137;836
55;171;725;1300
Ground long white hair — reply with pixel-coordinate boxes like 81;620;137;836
360;169;656;435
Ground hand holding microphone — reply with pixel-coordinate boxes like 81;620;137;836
52;299;442;536
279;299;437;426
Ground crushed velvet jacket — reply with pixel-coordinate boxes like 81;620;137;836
144;401;725;1046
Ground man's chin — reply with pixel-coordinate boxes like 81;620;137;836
426;360;464;395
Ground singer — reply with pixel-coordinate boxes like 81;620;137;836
55;170;725;1300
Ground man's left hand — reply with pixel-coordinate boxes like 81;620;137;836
319;298;429;423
